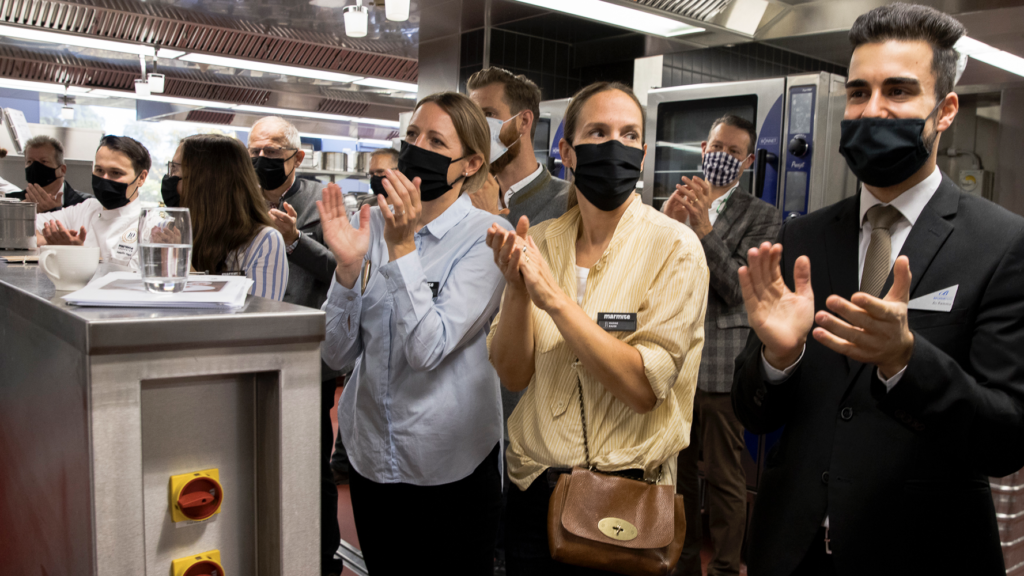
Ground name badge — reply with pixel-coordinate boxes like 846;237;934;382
427;282;440;299
908;285;958;312
598;312;637;332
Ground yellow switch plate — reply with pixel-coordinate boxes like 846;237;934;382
171;549;223;576
169;468;222;523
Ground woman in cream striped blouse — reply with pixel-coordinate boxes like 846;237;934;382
486;82;709;574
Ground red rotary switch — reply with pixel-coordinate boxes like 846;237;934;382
183;559;223;576
176;475;223;521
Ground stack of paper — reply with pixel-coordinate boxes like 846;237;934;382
63;272;253;309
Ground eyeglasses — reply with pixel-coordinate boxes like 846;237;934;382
247;146;297;159
166;161;182;177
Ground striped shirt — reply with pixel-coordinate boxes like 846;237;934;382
488;194;709;491
225;225;289;300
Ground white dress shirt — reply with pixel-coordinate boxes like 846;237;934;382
502;163;544;208
708;185;738;226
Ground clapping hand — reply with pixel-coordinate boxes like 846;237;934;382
663;175;714;238
812;256;914;378
41;220;87;246
377;168;422;262
486;215;564;312
487;216;529;291
470;174;509;215
269;202;300;244
317;182;371;289
24;183;63;213
738;242;815;369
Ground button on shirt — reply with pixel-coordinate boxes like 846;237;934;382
322;194;513;486
489;195;709;491
36;198;143;276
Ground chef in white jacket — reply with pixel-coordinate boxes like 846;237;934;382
36;135;151;276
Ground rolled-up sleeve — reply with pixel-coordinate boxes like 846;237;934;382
632;239;709;406
322;273;365;371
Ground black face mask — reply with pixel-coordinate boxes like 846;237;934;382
161;175;182;207
397;141;466;202
92;173;138;210
570;140;644;211
839;100;943;188
25;161;60;187
252;152;297;191
370;174;388;198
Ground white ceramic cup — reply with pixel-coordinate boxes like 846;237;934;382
39;245;101;291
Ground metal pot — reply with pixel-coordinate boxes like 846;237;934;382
0;201;37;250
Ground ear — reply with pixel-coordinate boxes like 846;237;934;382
558;138;575;170
935;92;959;133
519;109;535;137
742;153;755;171
700;141;708;155
57;164;67;178
294;149;307;164
137;169;149;187
463;153;484;178
640;143;648;172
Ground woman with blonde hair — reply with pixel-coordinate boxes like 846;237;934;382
487;82;710;574
318;91;513;575
169;133;288;299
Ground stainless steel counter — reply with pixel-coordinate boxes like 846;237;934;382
0;263;325;575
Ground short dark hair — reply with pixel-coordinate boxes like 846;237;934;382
709;115;756;155
97;135;152;176
849;3;965;101
370;147;399;166
467;67;543;140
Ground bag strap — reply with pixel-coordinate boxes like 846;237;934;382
575;371;663;483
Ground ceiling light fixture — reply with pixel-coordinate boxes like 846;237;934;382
385;0;410;21
344;1;369;38
513;0;703;38
178;53;362;83
956;36;1024;78
134;79;151;96
0;23;155;56
233;104;400;127
147;73;166;93
353;78;418;92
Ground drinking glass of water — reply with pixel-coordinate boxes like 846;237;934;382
138;207;192;293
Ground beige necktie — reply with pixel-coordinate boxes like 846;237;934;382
860;204;903;297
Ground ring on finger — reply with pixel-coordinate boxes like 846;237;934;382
396;210;406;216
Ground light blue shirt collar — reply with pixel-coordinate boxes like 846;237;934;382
420;193;473;240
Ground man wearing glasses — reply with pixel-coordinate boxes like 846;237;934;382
248;115;344;576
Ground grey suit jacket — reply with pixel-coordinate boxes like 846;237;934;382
505;169;570;227
280;178;341;379
698;188;780;393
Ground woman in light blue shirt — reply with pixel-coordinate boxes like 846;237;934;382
171;134;288;300
319;92;512;574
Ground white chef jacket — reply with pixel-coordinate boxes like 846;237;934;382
37;198;143;277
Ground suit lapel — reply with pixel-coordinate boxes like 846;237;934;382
822;196;862;375
878;175;958;298
711;188;751;239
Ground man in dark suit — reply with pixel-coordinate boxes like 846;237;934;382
732;4;1024;576
664;115;781;576
8;135;89;212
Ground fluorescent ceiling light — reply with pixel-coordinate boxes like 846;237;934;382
515;0;703;38
0;23;155;56
233;104;400;127
0;78;70;95
360;139;394;147
156;48;186;59
354;78;418;93
88;89;237;109
956;36;1024;77
179;53;362;84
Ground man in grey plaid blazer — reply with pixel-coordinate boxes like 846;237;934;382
663;115;781;576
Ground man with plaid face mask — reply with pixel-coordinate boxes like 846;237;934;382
663;114;781;576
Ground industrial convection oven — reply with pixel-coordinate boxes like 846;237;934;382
0;263;324;575
642;72;858;218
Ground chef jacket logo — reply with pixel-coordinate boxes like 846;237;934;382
121;229;138;243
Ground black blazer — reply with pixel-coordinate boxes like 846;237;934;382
7;181;90;212
732;173;1024;576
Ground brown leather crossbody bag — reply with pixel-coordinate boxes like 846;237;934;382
546;378;687;576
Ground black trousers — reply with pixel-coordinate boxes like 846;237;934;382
349;443;502;576
504;473;621;576
321;379;344;575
